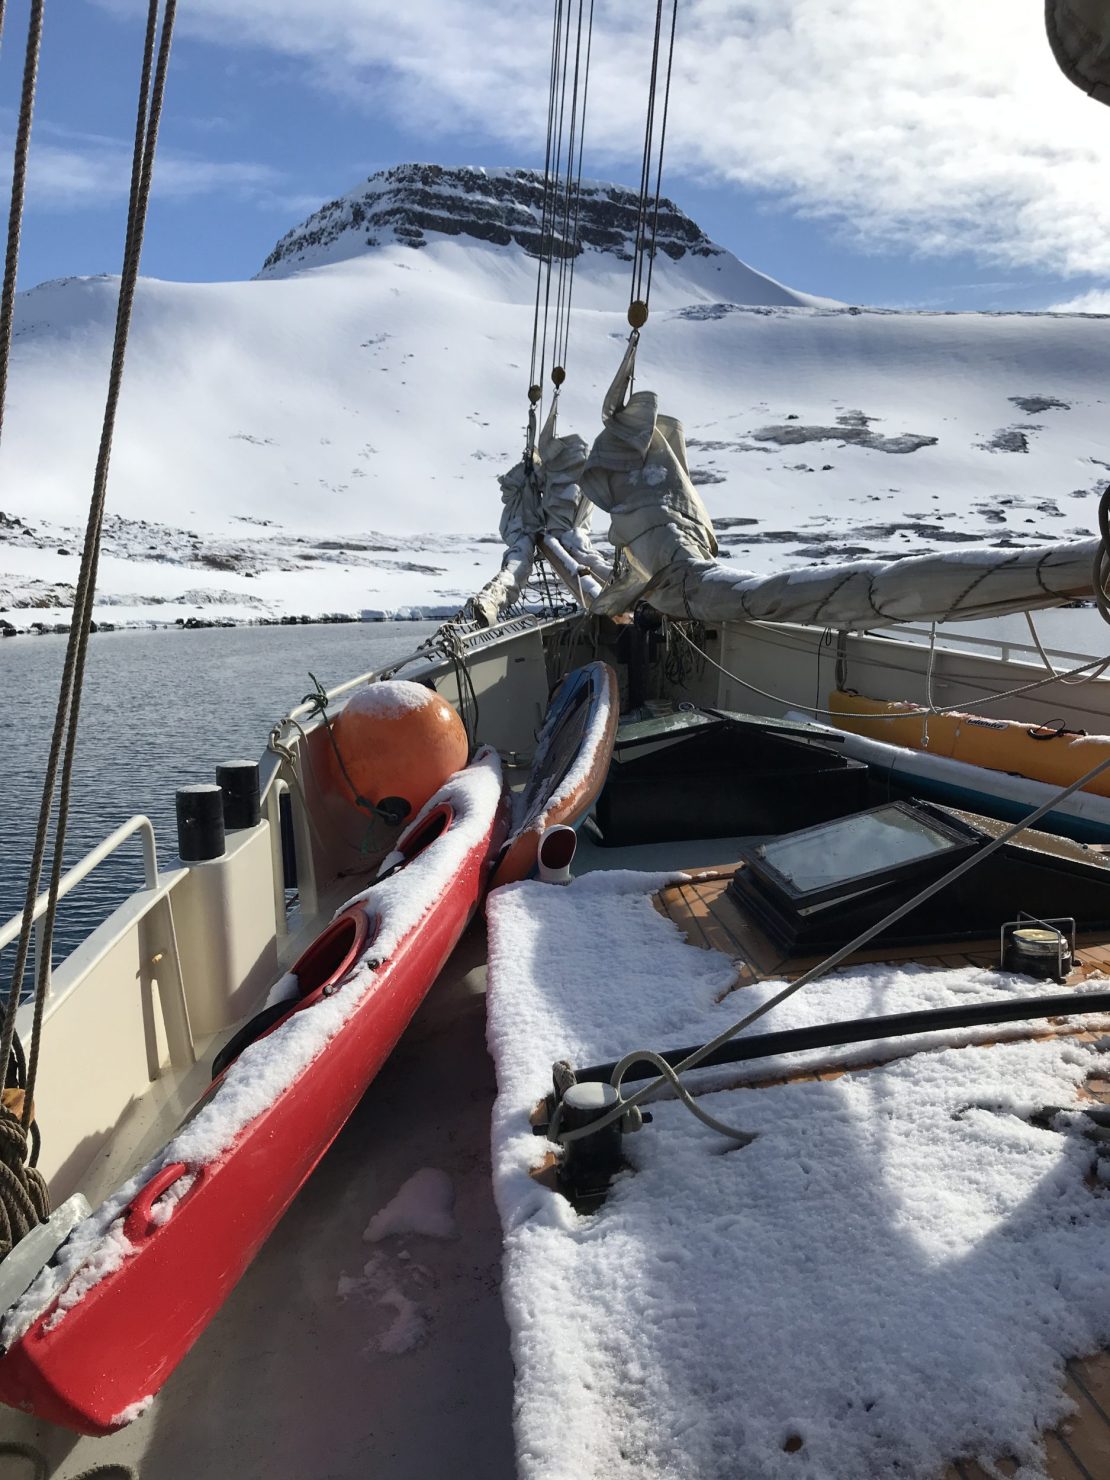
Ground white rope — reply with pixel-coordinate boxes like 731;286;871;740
921;620;939;748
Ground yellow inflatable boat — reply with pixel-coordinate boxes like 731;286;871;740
828;689;1110;799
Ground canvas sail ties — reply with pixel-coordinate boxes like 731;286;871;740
0;0;177;1258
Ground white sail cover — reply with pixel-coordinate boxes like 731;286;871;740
472;454;543;627
537;401;611;585
634;540;1101;628
579;339;718;617
576;339;1100;628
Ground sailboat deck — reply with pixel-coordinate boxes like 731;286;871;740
656;868;1110;986
656;864;1110;1480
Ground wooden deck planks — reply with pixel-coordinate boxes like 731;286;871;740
656;873;1110;989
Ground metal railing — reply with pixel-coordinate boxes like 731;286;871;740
0;814;161;997
865;622;1107;669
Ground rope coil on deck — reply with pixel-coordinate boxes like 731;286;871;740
0;1105;48;1260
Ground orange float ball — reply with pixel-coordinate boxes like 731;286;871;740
327;680;468;822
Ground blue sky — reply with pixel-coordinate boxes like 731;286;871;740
4;0;1110;311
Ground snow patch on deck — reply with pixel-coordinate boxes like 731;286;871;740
486;870;1110;1479
364;1168;457;1242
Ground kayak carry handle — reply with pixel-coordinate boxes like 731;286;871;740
124;1162;190;1244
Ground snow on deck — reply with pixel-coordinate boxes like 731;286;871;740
485;871;1110;1480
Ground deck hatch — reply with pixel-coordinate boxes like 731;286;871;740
729;799;1110;954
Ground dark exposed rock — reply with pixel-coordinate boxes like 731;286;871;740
980;429;1029;454
751;421;937;455
259;164;726;277
1008;395;1070;414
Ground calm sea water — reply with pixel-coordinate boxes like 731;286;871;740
0;622;437;985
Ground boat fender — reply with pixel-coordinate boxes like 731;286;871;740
537;825;576;884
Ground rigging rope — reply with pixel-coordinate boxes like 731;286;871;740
528;0;565;417
527;0;594;435
0;0;177;1250
551;0;594;384
0;0;43;445
628;0;678;330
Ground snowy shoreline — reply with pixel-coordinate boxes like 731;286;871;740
0;604;463;638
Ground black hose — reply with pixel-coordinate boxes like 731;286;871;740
566;988;1110;1090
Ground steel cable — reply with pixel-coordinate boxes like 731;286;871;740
0;0;43;444
0;1;177;1251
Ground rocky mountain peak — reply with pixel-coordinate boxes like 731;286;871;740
258;163;726;278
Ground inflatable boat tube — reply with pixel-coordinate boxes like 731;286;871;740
829;689;1110;800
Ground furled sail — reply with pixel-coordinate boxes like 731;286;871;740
632;540;1101;628
472;453;543;627
579;339;718;616
576;340;1099;629
536;400;611;593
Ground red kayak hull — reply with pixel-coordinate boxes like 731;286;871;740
0;771;505;1434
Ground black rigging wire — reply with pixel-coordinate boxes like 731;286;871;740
558;0;595;380
644;0;678;310
527;0;594;429
528;0;565;406
538;0;575;397
629;0;679;328
0;0;178;1179
0;0;44;445
551;0;591;383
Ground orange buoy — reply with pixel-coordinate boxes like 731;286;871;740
326;680;468;822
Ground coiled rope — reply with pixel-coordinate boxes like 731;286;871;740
0;0;177;1255
0;1443;136;1480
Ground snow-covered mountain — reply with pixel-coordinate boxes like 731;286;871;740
1;163;1108;631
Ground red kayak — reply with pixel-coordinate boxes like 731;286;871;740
0;749;506;1434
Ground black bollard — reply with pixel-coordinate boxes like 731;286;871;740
279;789;298;890
216;760;261;831
176;783;226;862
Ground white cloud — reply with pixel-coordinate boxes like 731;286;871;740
1049;289;1110;314
1;123;296;211
95;0;1110;281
